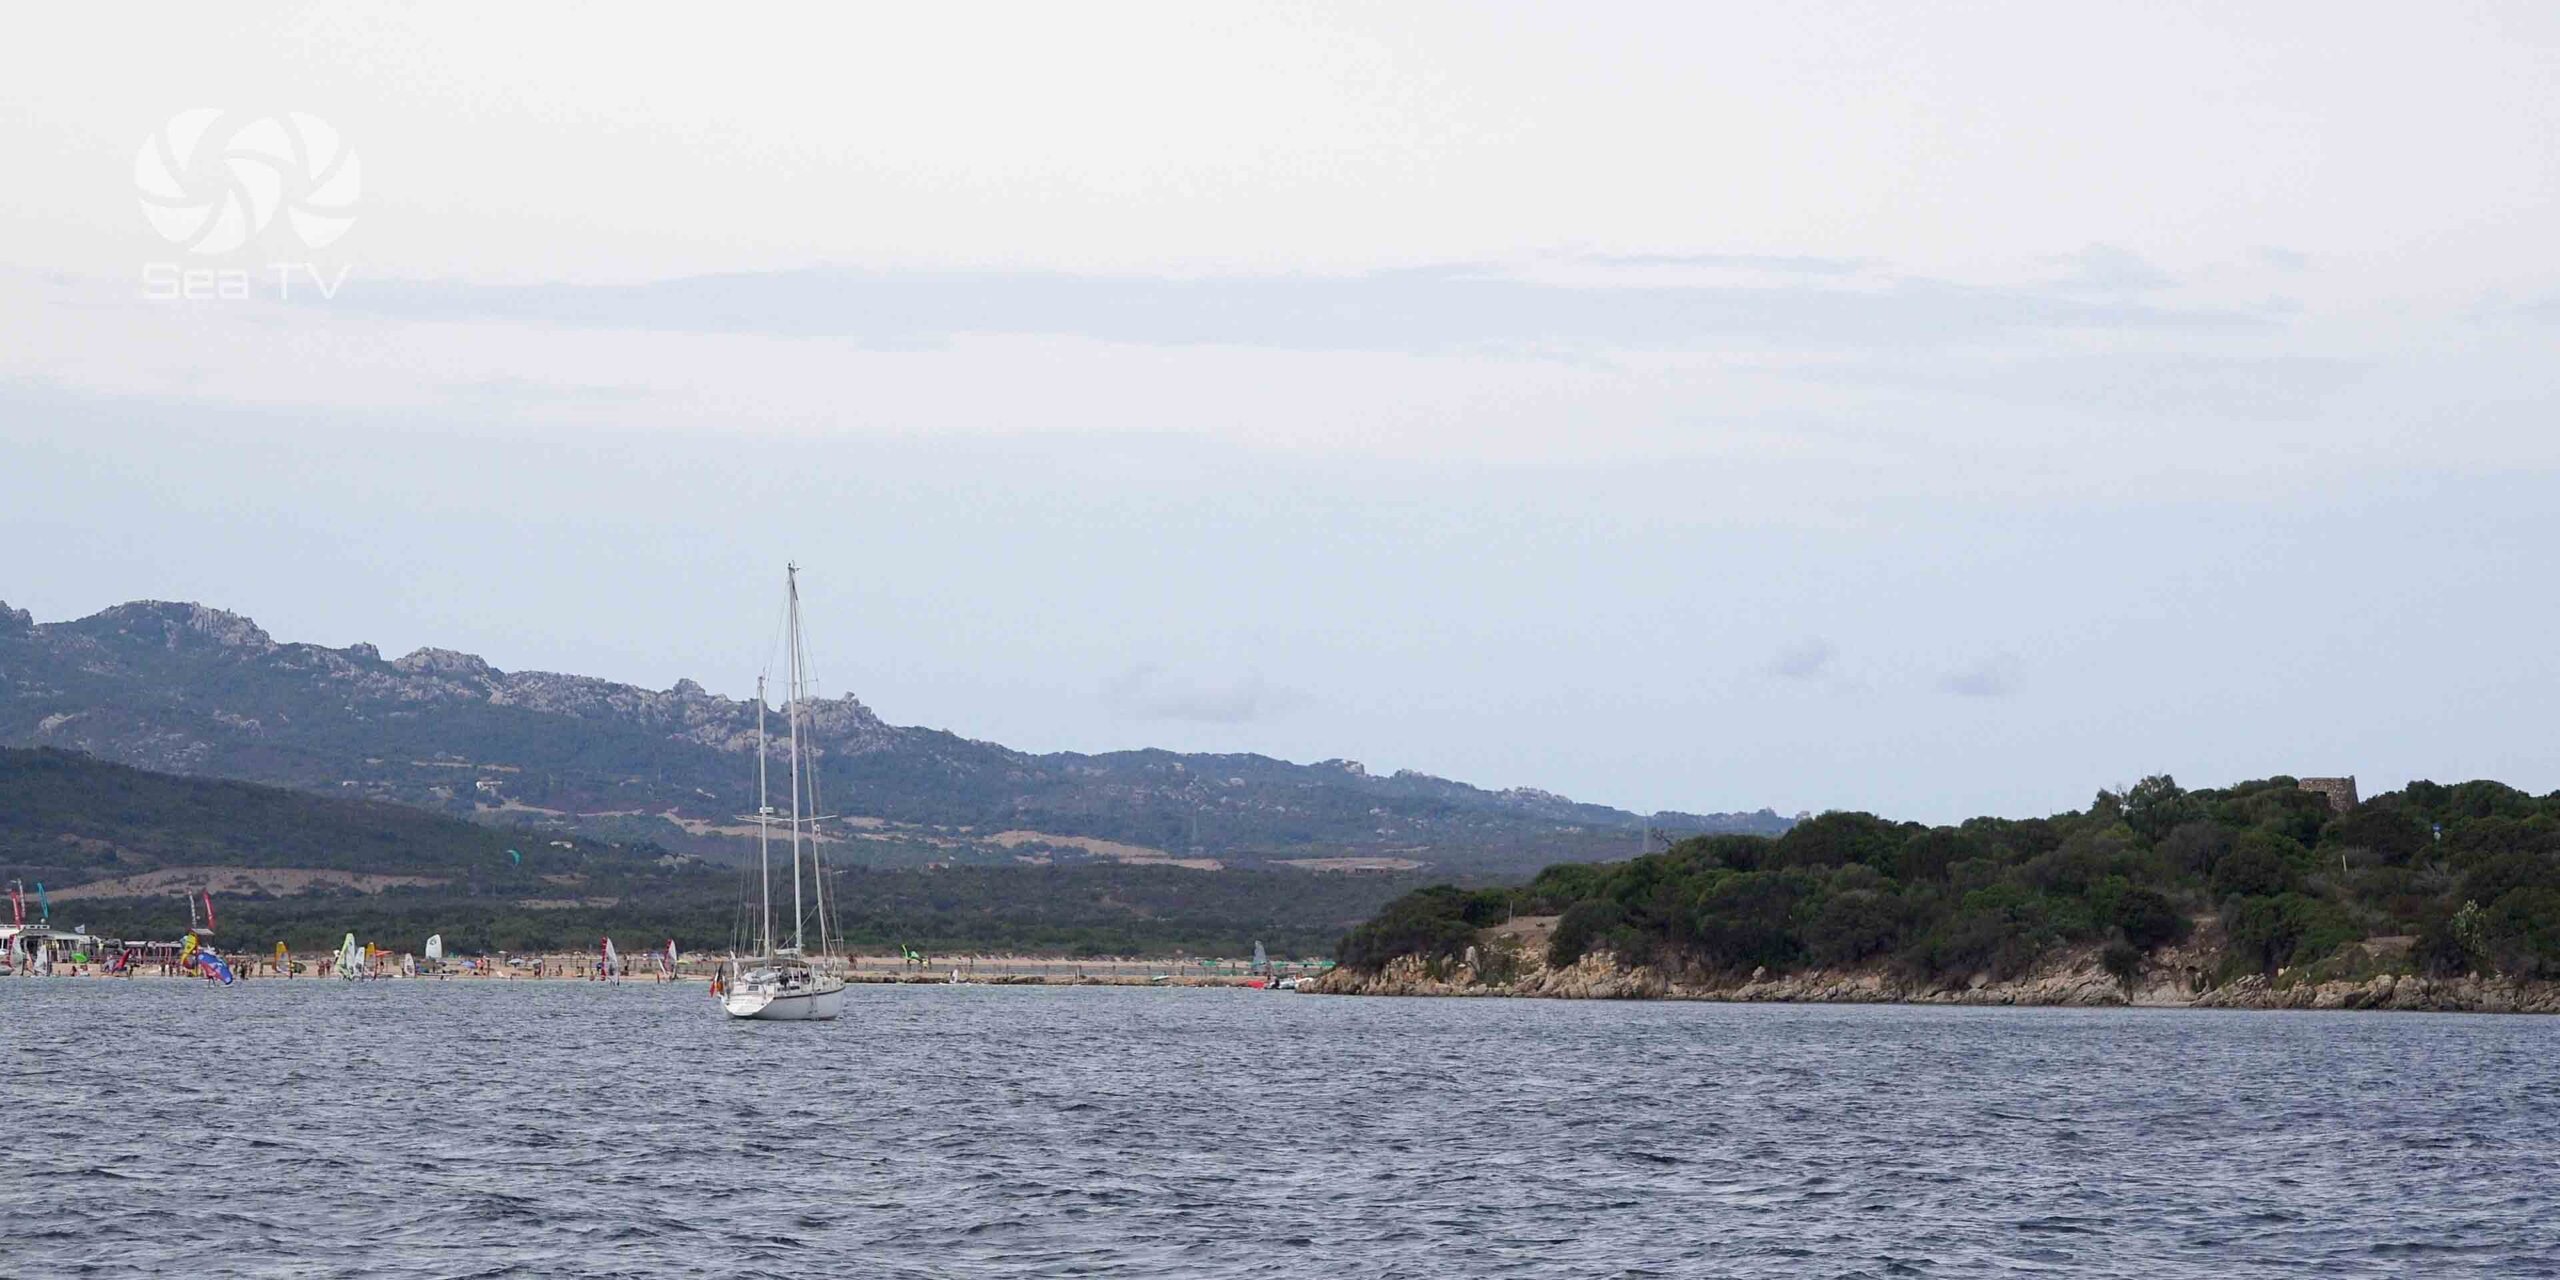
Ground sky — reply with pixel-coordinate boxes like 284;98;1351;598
3;4;2557;822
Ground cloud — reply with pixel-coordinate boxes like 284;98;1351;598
1102;662;1293;724
1940;655;2022;698
1766;637;1836;680
1799;350;2367;422
326;262;2261;356
2050;244;2176;293
1575;251;1874;276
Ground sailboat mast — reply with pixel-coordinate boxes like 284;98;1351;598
786;563;806;954
798;601;834;959
757;674;773;957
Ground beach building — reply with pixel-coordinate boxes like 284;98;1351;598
1;924;109;973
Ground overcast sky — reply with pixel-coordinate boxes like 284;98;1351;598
4;4;2557;822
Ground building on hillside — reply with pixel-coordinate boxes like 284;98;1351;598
2299;776;2359;814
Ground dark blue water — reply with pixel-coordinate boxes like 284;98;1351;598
3;981;2556;1278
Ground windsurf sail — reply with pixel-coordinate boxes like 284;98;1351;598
199;948;236;985
337;932;361;976
425;934;444;962
662;939;678;973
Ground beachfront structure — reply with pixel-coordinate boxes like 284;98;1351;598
1;924;108;973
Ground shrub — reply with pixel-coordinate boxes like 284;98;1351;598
2324;805;2430;865
1547;900;1627;968
1802;890;1904;966
1908;905;2040;981
2211;839;2297;900
1690;872;1803;973
1336;885;1485;972
2479;888;2560;979
1774;811;1908;870
2412;908;2475;977
2221;892;2360;973
1896;828;1979;883
2100;938;2143;985
2097;880;2187;951
2160;821;2234;875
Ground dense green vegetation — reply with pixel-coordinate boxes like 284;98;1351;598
0;747;608;883
59;863;1419;958
2;747;1421;956
1338;776;2560;985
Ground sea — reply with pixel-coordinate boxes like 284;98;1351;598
3;980;2555;1278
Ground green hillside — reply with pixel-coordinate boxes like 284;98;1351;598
1;747;1423;956
1339;774;2560;985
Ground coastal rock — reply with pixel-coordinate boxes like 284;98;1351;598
1316;943;2560;1016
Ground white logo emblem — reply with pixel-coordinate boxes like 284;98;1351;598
134;110;360;255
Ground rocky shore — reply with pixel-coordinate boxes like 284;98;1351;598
1314;949;2560;1014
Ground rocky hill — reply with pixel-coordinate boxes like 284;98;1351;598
0;599;1788;873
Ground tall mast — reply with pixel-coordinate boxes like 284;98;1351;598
757;674;773;957
801;611;834;959
786;563;806;954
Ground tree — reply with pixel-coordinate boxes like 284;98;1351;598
2124;774;2201;843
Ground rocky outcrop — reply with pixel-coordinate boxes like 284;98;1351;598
392;647;495;678
88;601;276;652
1317;948;2560;1015
2192;971;2560;1014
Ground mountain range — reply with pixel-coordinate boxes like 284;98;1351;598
0;599;1788;875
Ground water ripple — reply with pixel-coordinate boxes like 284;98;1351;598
3;983;2558;1277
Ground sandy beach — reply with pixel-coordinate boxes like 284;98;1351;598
18;952;1327;988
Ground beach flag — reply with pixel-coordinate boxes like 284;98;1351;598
9;883;21;927
203;891;216;931
34;882;49;921
508;848;521;867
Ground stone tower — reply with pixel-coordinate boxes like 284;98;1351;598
2298;776;2358;814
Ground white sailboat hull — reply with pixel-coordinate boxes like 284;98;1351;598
723;983;845;1021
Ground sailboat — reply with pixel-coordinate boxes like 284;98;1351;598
720;564;849;1022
